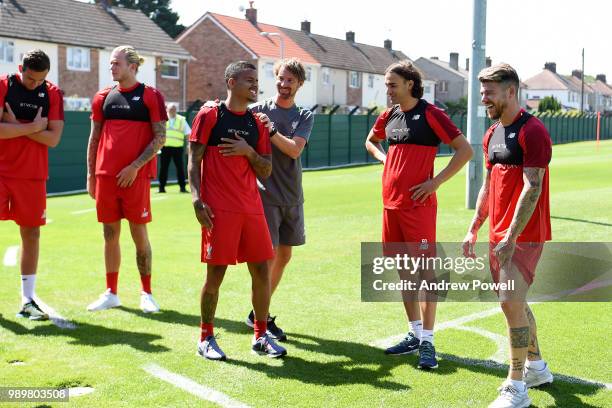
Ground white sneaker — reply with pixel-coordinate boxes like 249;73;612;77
524;362;554;388
488;381;531;408
87;289;121;312
140;292;160;313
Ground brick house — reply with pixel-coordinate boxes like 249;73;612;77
0;0;191;110
414;53;471;105
176;4;434;111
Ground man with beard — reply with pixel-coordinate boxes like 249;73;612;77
189;61;286;360
245;58;314;341
365;61;473;369
463;63;552;408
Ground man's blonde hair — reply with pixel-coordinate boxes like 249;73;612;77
112;45;145;72
478;63;520;92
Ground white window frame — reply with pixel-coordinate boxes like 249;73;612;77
438;80;448;93
367;74;375;88
0;39;15;64
263;62;274;79
349;71;361;88
67;47;91;71
160;58;179;79
305;67;312;82
322;67;330;86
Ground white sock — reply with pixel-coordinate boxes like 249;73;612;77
420;329;434;345
526;359;546;370
21;274;36;305
509;379;526;392
409;320;422;339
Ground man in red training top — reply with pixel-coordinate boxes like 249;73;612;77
0;49;64;320
365;60;473;369
188;61;286;360
463;63;552;408
86;45;167;314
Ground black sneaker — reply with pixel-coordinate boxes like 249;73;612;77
418;341;438;369
16;300;49;321
266;315;287;342
384;332;420;355
245;311;287;341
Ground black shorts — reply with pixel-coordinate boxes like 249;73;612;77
263;204;305;247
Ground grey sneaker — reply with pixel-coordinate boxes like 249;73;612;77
197;335;226;361
488;381;531;408
252;334;287;358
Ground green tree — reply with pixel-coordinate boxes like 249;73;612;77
538;96;562;113
445;96;468;115
95;0;185;38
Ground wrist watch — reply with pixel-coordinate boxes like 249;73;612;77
269;124;277;137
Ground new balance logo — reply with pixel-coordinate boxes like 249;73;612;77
132;96;141;101
508;132;516;139
141;208;149;218
38;93;45;98
412;114;421;120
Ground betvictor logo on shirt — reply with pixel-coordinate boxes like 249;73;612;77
227;128;250;137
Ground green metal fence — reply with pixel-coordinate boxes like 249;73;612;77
46;111;612;194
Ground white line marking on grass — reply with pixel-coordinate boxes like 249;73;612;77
143;364;250;408
33;296;77;330
151;196;168;202
71;208;95;215
3;245;19;266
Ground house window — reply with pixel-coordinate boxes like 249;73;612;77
424;85;431;95
322;67;330;86
264;62;274;79
367;74;374;88
160;58;179;79
305;67;312;82
438;80;448;93
67;47;90;71
64;97;91;111
349;71;361;88
0;39;14;63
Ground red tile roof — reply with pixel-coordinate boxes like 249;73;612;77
211;13;318;64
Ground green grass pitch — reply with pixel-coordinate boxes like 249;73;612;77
0;140;610;407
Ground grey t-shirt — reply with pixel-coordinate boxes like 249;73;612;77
250;98;314;206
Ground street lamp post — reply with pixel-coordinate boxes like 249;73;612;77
260;31;285;59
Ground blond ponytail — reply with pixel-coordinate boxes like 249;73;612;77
113;45;144;72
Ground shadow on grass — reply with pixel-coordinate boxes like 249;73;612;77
437;353;606;407
0;314;169;353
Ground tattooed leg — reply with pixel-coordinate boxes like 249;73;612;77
129;222;152;276
201;265;227;324
526;304;542;361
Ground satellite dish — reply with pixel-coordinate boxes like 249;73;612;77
238;5;245;12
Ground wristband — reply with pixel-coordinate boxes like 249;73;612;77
269;125;277;137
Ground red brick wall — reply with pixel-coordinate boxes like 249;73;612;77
178;18;256;104
58;45;99;100
156;57;185;107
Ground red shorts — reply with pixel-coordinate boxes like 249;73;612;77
0;177;46;227
489;242;545;286
201;209;274;265
95;176;152;224
382;206;437;257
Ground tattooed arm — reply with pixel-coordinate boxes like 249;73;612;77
86;120;103;199
505;167;545;241
116;121;166;188
188;142;214;229
246;151;272;179
462;169;491;257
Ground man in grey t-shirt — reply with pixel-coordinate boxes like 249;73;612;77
247;58;314;341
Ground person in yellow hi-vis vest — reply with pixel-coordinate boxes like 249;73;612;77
159;103;190;192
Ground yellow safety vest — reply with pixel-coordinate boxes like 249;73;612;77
165;115;186;148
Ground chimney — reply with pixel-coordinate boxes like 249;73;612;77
245;1;257;25
431;56;439;60
346;31;355;43
301;20;311;34
571;69;583;80
596;74;607;83
544;62;556;73
465;58;469;71
486;57;492;67
384;39;392;50
96;0;112;11
449;52;459;70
